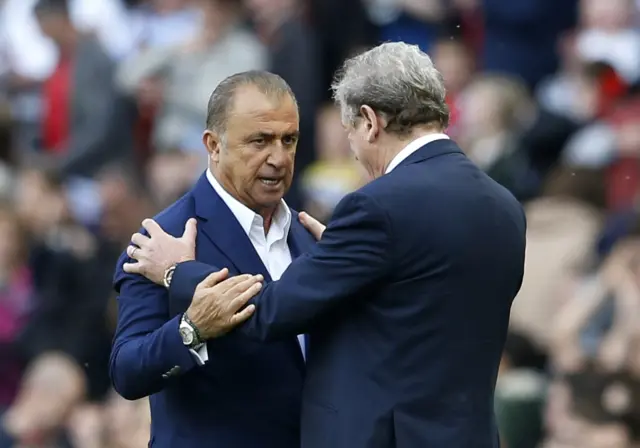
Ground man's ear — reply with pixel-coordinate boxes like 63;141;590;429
202;130;222;163
359;105;380;142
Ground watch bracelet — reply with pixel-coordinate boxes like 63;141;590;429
183;313;203;346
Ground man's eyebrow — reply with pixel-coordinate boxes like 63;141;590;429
247;131;276;139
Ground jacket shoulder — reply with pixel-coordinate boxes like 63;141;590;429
112;192;195;289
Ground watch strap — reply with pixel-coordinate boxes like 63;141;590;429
181;313;203;347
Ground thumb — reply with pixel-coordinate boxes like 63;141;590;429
197;268;229;290
182;218;198;241
299;212;325;240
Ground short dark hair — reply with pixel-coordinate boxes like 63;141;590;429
34;0;69;16
205;71;296;134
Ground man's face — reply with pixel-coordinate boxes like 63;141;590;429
344;116;379;180
36;13;67;43
206;86;299;214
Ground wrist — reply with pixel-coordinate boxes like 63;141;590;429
163;264;177;289
179;313;204;348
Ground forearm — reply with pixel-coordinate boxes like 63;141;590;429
109;314;196;400
170;260;221;310
241;192;391;341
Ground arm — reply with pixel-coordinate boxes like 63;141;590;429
169;260;221;310
241;192;392;340
109;253;198;401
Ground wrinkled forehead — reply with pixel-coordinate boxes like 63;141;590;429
226;86;299;137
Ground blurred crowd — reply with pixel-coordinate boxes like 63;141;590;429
0;0;640;446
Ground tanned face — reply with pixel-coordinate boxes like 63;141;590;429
204;85;299;217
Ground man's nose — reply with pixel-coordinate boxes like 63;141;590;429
266;145;290;168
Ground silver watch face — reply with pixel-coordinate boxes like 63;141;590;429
179;325;194;345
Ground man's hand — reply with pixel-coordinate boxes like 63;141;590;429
187;269;263;340
299;212;325;241
123;218;197;284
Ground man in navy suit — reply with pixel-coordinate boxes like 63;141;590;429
109;71;316;448
127;43;527;447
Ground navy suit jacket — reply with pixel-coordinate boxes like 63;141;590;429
171;140;527;448
109;174;315;448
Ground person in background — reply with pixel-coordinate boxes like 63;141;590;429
0;203;33;414
431;37;475;140
2;166;111;446
34;0;120;179
301;104;366;223
481;0;578;89
117;0;267;167
243;0;322;209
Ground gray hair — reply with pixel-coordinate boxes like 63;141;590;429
331;42;449;135
206;70;297;142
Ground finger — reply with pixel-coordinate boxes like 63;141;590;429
126;245;140;259
228;282;262;312
299;211;326;240
141;219;164;237
123;262;141;274
214;274;257;294
182;218;198;241
229;304;256;326
226;275;263;298
196;268;229;289
130;233;150;248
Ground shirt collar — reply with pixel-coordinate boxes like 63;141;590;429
206;169;291;237
385;133;450;174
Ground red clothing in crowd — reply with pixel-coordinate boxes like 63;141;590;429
41;58;72;154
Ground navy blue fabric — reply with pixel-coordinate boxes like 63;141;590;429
110;174;315;448
172;140;527;447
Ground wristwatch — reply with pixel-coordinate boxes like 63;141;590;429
179;313;203;349
163;264;177;289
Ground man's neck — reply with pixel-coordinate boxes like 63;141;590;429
382;128;444;173
56;31;79;58
209;168;277;233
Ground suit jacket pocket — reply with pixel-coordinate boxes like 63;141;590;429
301;401;338;448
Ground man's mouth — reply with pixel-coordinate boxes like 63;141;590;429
259;177;282;186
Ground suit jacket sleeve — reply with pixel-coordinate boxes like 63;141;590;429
241;191;392;340
109;252;199;400
169;260;221;309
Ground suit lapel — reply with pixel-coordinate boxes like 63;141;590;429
192;174;272;281
287;211;316;259
192;174;308;371
287;213;316;367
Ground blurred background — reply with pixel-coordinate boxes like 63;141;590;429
0;0;640;446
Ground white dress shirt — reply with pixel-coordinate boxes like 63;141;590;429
385;133;450;174
190;170;305;364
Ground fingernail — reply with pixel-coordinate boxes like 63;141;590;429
254;274;263;281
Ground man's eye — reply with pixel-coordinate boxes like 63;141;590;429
253;138;266;146
283;136;297;145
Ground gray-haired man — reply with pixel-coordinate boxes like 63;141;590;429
127;42;526;448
